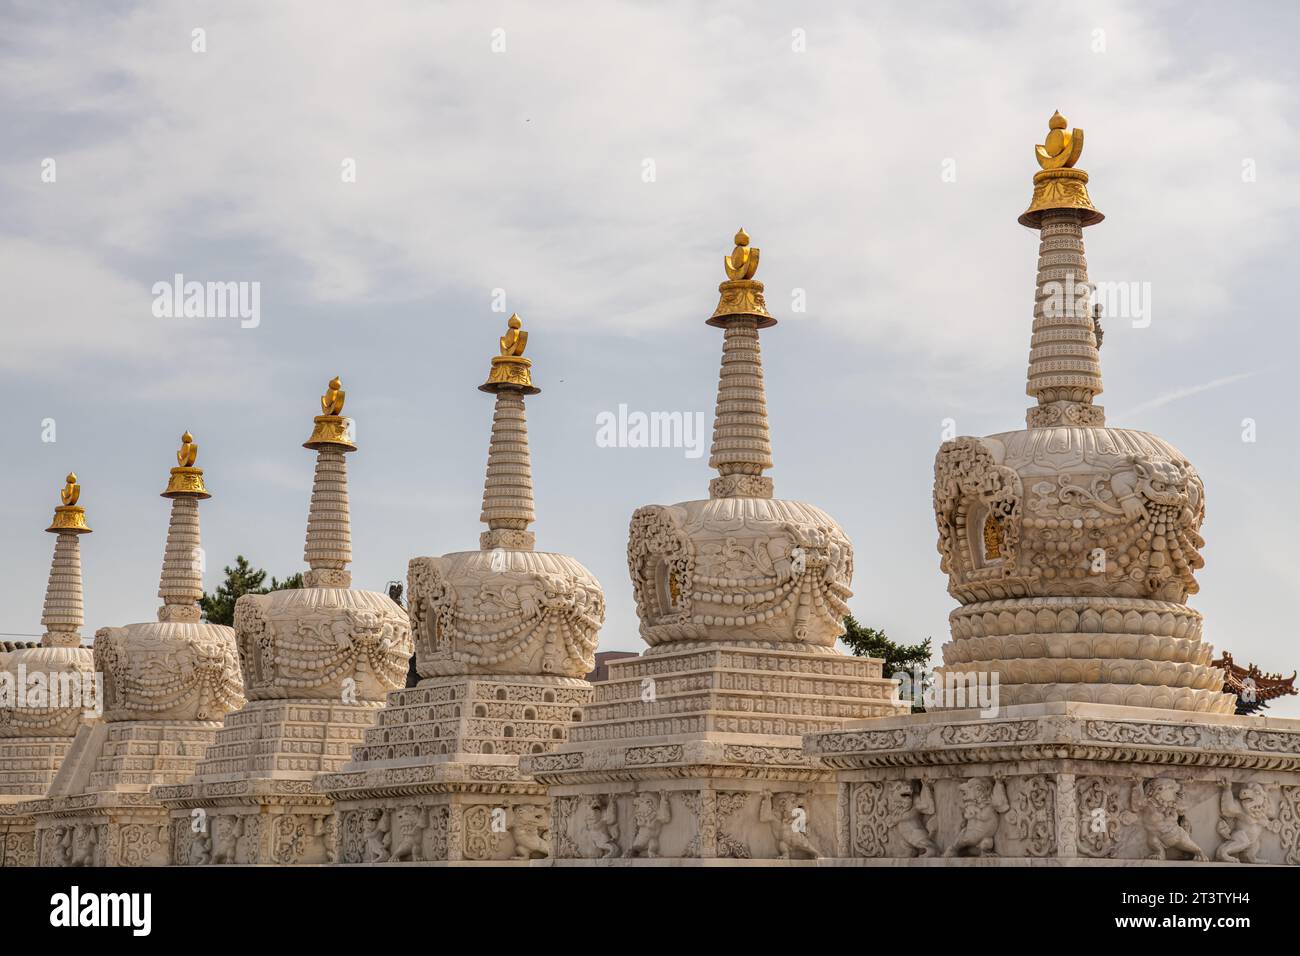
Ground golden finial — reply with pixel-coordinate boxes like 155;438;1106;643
499;314;528;357
1034;111;1084;170
177;431;198;467
48;471;91;533
60;472;80;507
709;228;774;328
163;431;210;498
481;314;539;394
321;376;346;416
305;376;357;450
723;228;760;281
1019;111;1103;228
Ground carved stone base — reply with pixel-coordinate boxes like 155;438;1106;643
26;793;173;866
804;702;1300;865
518;641;907;861
156;781;337;865
26;719;223;866
0;800;37;867
324;782;552;864
315;676;594;862
150;698;386;865
525;759;840;862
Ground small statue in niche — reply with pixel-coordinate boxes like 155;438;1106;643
627;792;672;859
211;815;243;865
187;827;212;866
50;826;72;866
944;776;1009;857
363;808;390;864
760;791;820;860
581;795;620;859
885;780;939;858
389;806;428;862
1215;780;1278;864
1128;777;1206;862
982;514;1002;561
509;805;552;860
69;824;97;867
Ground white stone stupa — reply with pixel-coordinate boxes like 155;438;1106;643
805;115;1300;865
0;475;97;866
520;231;907;862
317;316;606;863
154;378;412;865
26;433;245;866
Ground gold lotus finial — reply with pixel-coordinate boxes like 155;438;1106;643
177;431;198;468
1035;111;1084;170
48;470;91;532
321;376;345;416
163;431;210;497
724;228;760;281
499;314;528;358
481;314;538;393
305;374;357;449
60;472;80;507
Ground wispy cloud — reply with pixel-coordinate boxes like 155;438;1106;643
1112;370;1262;418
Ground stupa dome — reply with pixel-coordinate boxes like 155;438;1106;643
932;115;1230;714
0;647;96;739
96;621;243;722
936;425;1204;605
629;496;852;647
236;585;410;700
410;549;603;678
627;230;854;649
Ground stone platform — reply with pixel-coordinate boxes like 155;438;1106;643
520;640;906;861
804;701;1300;864
26;720;222;866
154;698;385;865
317;674;592;863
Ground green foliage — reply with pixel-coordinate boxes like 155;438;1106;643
200;555;303;626
840;614;932;712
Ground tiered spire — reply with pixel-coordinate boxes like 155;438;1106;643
707;229;775;499
158;432;210;623
1019;112;1107;428
303;376;356;587
478;314;538;551
41;472;92;648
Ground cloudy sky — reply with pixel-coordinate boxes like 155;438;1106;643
2;1;1298;713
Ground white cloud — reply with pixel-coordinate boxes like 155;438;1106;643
2;1;1295;371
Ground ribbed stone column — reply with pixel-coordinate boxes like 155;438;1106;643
708;318;774;478
41;533;85;648
1027;209;1103;408
304;446;352;587
479;389;536;550
158;496;203;623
